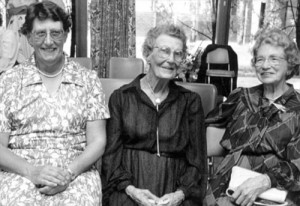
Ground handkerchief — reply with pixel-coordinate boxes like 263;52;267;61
226;166;287;204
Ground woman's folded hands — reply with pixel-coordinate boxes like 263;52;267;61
156;190;185;206
125;185;185;206
125;185;160;206
25;165;72;195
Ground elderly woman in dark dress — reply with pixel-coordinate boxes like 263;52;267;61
205;28;300;206
102;24;208;206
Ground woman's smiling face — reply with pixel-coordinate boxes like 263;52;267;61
29;18;67;66
254;43;288;86
147;34;184;80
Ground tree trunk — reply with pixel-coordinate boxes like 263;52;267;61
230;0;238;41
237;0;246;44
259;2;266;28
296;0;300;50
193;0;201;41
278;0;288;28
211;0;217;44
244;0;252;43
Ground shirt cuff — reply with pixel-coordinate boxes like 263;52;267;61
117;179;132;191
177;186;190;199
265;172;277;188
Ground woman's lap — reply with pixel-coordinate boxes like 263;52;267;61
0;169;102;206
107;149;199;206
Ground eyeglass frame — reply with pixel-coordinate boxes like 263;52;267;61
30;29;66;43
254;55;287;67
153;46;184;62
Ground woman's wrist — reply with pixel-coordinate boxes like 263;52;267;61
125;185;135;197
24;164;37;181
263;174;271;189
175;190;185;202
67;167;76;181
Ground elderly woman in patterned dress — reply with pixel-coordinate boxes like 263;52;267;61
205;28;300;206
0;2;109;205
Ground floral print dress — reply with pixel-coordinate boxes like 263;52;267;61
0;55;110;206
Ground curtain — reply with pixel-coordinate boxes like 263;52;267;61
90;0;136;78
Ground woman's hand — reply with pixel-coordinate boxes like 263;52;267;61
230;174;271;206
27;165;71;188
156;190;185;206
37;183;69;195
125;185;160;206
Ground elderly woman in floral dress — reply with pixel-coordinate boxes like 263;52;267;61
0;2;108;205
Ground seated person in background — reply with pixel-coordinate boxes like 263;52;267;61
0;2;109;205
0;12;19;73
205;28;300;206
2;0;65;71
102;24;208;206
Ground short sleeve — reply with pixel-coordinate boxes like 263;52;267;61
0;72;17;132
86;72;110;121
0;97;10;133
0;29;19;72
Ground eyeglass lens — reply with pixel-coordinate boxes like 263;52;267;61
32;30;64;42
156;47;183;62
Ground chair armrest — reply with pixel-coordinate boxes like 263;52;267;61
206;70;236;77
207;126;226;157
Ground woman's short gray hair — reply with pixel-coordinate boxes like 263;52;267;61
251;28;300;80
142;24;187;59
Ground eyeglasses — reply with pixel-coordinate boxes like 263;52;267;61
255;56;286;67
31;30;65;43
154;46;184;62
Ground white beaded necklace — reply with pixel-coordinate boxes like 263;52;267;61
146;79;162;106
38;67;64;78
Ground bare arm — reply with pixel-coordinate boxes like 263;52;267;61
0;132;67;187
67;119;107;177
0;132;29;174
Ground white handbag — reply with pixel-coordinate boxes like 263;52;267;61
226;166;288;206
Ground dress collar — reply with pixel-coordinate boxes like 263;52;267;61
22;54;84;87
241;84;297;112
120;74;193;107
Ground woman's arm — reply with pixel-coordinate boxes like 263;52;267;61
265;125;300;191
67;119;107;177
102;91;133;191
171;93;208;202
0;132;68;187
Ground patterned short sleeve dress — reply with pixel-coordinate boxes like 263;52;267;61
0;55;110;206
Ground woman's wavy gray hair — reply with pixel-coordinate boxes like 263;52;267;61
21;1;72;35
142;24;187;59
251;28;300;80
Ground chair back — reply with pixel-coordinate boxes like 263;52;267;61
206;48;229;64
108;57;144;78
176;81;217;117
100;78;132;103
70;57;92;69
